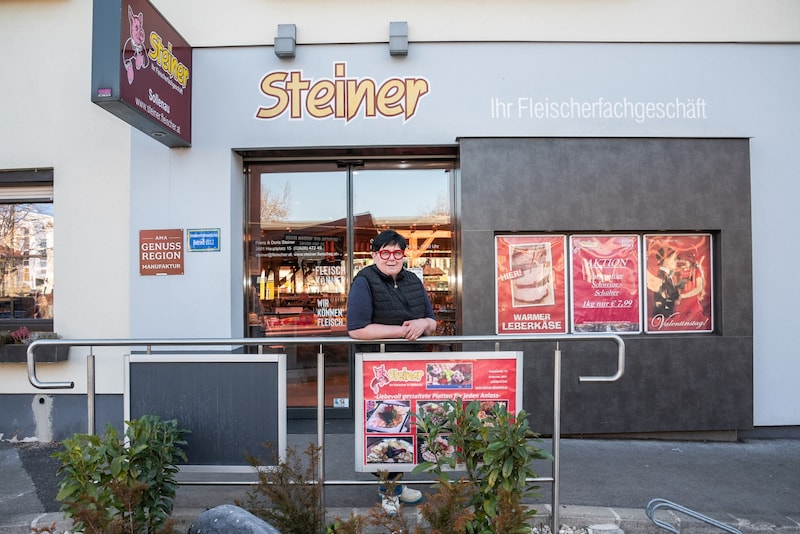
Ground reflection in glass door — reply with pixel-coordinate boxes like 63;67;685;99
246;161;456;414
352;168;456;337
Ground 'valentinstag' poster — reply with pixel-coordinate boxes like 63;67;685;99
644;234;713;333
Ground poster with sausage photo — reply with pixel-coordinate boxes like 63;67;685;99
495;235;567;335
570;235;642;333
644;234;713;333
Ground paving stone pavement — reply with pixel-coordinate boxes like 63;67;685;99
2;435;799;533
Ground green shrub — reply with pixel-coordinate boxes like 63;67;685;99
52;415;188;534
245;442;325;534
247;400;551;534
246;446;415;534
413;398;551;533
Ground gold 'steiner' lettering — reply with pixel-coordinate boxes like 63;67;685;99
148;32;190;88
255;62;429;121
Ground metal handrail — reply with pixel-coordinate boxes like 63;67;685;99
26;334;624;388
646;498;743;534
26;333;625;533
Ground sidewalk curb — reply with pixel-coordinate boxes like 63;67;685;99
16;505;799;534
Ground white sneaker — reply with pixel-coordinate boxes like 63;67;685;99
397;485;422;504
381;494;400;516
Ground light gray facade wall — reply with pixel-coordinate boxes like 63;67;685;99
1;0;798;438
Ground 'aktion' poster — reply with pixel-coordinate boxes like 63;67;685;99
495;235;567;335
570;235;641;333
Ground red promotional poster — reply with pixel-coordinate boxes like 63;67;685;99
355;352;522;472
570;235;641;333
495;235;567;335
644;234;713;333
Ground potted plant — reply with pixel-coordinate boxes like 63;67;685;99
0;326;66;363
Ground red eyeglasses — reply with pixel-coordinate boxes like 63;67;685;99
376;249;405;260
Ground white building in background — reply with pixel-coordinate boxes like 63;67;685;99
1;0;799;441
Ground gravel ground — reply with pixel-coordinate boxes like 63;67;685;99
16;441;63;513
528;527;584;534
531;526;588;534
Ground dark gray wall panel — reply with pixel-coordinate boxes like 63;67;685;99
459;138;752;434
130;360;280;466
0;394;123;441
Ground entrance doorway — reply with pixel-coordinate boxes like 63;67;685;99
245;158;457;416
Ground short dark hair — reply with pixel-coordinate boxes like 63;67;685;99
371;229;407;252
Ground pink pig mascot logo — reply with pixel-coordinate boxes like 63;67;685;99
122;5;149;84
369;364;391;394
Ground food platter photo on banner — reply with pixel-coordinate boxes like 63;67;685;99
644;233;714;333
494;234;567;335
569;234;642;333
354;352;523;473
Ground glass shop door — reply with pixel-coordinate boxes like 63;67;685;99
245;160;456;417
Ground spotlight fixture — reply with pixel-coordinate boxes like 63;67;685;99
389;21;408;56
274;24;296;58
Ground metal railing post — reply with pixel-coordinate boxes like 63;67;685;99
87;352;95;436
317;344;326;524
552;343;562;533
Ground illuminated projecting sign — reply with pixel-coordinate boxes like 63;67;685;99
90;0;192;148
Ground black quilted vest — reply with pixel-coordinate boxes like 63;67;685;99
355;264;429;325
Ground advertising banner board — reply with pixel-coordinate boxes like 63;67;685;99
355;351;523;473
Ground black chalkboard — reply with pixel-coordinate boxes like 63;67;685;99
127;356;283;467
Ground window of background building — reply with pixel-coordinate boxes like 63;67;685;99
0;169;54;331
